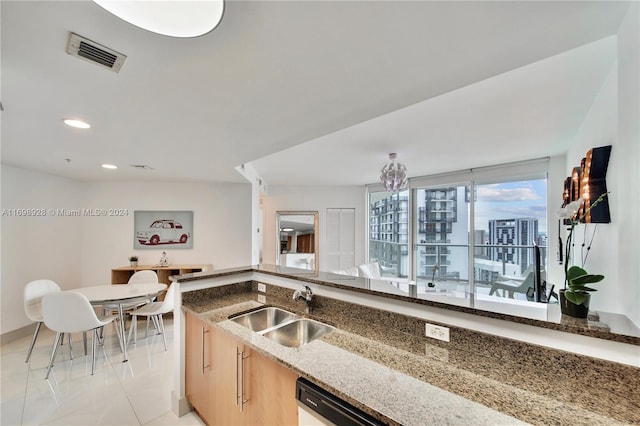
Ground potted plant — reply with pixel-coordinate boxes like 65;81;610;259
129;256;138;267
556;192;608;318
559;265;604;318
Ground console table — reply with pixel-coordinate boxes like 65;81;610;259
111;264;212;300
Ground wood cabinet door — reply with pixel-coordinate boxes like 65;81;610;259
245;348;299;426
190;320;298;426
209;328;244;426
185;312;213;424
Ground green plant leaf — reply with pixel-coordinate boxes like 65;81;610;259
567;266;588;280
568;285;598;292
565;291;586;305
571;274;604;285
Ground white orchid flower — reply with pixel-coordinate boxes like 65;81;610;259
556;198;583;220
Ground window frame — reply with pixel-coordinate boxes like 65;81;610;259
367;158;549;293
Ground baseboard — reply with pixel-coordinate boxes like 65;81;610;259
171;390;192;417
1;323;34;346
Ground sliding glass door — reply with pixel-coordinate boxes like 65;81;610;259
472;178;547;300
414;186;470;294
368;159;548;304
368;189;409;278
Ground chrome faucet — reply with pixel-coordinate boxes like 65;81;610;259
293;285;313;313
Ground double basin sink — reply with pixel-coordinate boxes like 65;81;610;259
229;307;334;348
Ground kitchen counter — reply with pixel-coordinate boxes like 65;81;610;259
175;265;640;345
181;283;639;426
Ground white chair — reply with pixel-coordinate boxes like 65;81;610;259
23;279;61;363
126;270;159;285
331;266;359;277
357;261;382;279
489;271;537;298
110;270;159;343
42;291;119;379
128;283;175;351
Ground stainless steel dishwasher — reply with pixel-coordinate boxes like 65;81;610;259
296;378;386;426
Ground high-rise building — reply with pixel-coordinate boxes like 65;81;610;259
488;218;539;274
369;192;409;275
415;187;468;282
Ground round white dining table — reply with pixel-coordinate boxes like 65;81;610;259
73;283;167;362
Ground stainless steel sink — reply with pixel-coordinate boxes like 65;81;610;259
262;319;335;348
230;307;300;332
230;307;334;347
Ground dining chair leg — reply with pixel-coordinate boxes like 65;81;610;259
127;314;138;344
68;333;73;360
83;331;88;356
133;314;138;342
113;317;127;362
145;316;151;338
45;332;63;380
152;315;160;334
158;315;167;351
25;322;42;363
91;329;98;375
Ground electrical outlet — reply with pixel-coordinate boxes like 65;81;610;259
257;283;266;293
257;295;266;304
425;323;450;342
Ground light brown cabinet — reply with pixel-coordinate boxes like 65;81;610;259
245;348;298;426
185;312;214;425
185;311;299;426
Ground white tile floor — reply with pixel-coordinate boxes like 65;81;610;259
1;318;204;426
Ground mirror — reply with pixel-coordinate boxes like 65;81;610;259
276;211;318;273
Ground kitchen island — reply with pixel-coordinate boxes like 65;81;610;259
174;266;640;425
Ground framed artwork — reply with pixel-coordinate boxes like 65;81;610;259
134;210;193;249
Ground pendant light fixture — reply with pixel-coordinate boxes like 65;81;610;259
93;0;224;38
380;153;408;192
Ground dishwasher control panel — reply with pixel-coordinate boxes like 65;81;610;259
296;378;386;426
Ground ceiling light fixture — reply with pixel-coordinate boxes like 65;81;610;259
93;0;225;38
101;164;118;170
380;153;408;192
63;118;91;129
281;228;295;232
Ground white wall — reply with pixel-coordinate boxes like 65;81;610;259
1;165;83;333
262;185;366;271
615;2;640;327
565;64;620;315
1;165;252;335
80;180;252;286
564;3;639;327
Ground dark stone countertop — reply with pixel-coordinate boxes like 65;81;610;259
181;283;640;426
174;264;640;345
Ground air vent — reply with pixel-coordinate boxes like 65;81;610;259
130;165;154;170
66;33;126;73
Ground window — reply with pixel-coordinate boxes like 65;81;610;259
473;178;547;298
367;159;548;302
414;185;469;287
368;189;409;277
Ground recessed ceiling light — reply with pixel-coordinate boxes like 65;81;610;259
101;164;118;170
93;0;224;38
63;118;91;129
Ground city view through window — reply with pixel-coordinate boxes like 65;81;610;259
369;177;547;301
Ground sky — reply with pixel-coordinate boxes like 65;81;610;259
474;179;548;234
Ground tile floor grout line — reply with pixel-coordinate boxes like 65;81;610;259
2;319;202;426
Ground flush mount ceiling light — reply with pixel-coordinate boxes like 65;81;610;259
380;153;408;192
101;164;118;170
93;0;224;38
63;118;91;129
281;228;294;232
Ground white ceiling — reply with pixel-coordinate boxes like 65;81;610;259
0;1;631;186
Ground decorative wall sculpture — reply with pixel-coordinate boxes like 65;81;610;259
562;145;611;224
